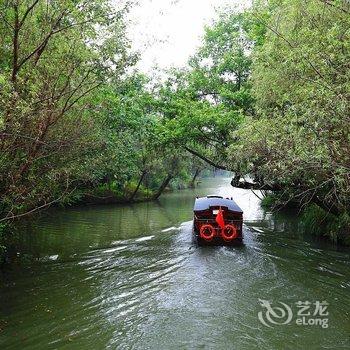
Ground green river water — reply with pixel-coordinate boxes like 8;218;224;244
0;177;349;349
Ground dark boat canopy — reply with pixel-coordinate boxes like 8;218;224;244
194;196;243;213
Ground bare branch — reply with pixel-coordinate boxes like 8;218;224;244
16;10;67;72
19;0;40;28
0;188;75;223
320;0;350;14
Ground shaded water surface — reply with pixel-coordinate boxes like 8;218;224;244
1;178;350;349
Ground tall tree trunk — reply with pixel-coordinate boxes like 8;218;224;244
129;170;146;201
153;173;173;200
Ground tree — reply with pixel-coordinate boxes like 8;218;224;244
228;0;350;219
0;0;134;220
157;12;254;170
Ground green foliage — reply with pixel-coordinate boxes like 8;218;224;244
158;0;349;243
1;0;349;245
260;194;279;208
0;0;135;219
228;0;350;239
0;1;199;222
301;204;350;245
156;12;254;170
123;181;153;198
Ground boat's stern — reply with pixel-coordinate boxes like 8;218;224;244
193;196;243;245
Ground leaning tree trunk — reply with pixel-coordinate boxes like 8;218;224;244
129;170;147;201
153;173;173;200
189;168;201;188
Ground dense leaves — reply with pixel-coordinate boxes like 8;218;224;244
0;0;197;221
1;0;349;242
157;0;350;242
229;0;350;214
156;12;253;169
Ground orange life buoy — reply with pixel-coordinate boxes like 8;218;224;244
199;224;215;241
221;224;238;241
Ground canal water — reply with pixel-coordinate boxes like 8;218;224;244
0;177;349;349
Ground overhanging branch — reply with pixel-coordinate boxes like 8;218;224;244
230;177;281;191
184;146;228;170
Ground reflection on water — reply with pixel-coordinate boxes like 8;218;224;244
0;177;349;349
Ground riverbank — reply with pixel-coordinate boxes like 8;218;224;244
2;178;350;267
260;194;350;246
0;176;204;265
1;177;349;349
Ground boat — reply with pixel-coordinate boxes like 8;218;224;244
193;195;243;245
